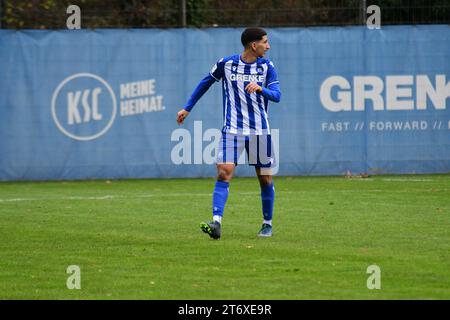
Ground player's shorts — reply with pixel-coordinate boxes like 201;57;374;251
216;132;276;169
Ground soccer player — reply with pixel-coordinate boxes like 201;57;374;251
176;27;281;239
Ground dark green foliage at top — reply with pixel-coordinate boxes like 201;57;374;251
0;0;448;29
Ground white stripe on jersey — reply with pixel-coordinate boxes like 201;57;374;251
224;60;237;133
249;63;263;131
237;60;251;135
222;80;229;124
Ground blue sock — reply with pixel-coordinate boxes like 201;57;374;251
261;183;275;222
212;180;229;221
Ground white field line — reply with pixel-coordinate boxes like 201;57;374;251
0;188;447;203
0;192;259;203
346;178;436;182
381;178;434;182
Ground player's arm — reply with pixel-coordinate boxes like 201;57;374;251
177;74;216;124
177;58;225;125
245;61;281;103
261;82;281;103
245;82;280;103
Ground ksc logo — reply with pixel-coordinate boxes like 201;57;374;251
51;73;117;141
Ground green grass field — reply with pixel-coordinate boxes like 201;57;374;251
0;175;449;299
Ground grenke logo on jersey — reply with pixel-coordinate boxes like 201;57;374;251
51;73;165;141
229;73;265;83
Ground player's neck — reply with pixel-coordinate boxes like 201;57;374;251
241;51;258;64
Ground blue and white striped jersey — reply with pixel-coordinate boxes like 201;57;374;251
183;54;281;135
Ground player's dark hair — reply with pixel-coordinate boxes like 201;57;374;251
241;28;267;48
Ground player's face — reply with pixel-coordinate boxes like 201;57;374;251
253;35;270;57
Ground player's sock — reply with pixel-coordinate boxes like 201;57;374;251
212;180;229;222
261;182;275;224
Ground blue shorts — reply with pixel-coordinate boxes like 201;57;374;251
216;133;276;168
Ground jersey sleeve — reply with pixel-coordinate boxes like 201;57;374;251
182;57;226;112
265;61;279;88
209;58;225;81
259;61;281;103
182;74;217;112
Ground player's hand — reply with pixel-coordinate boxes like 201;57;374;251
177;109;190;125
245;83;262;94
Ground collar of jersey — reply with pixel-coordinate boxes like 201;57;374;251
239;55;258;65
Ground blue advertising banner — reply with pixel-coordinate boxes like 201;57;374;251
0;26;449;180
